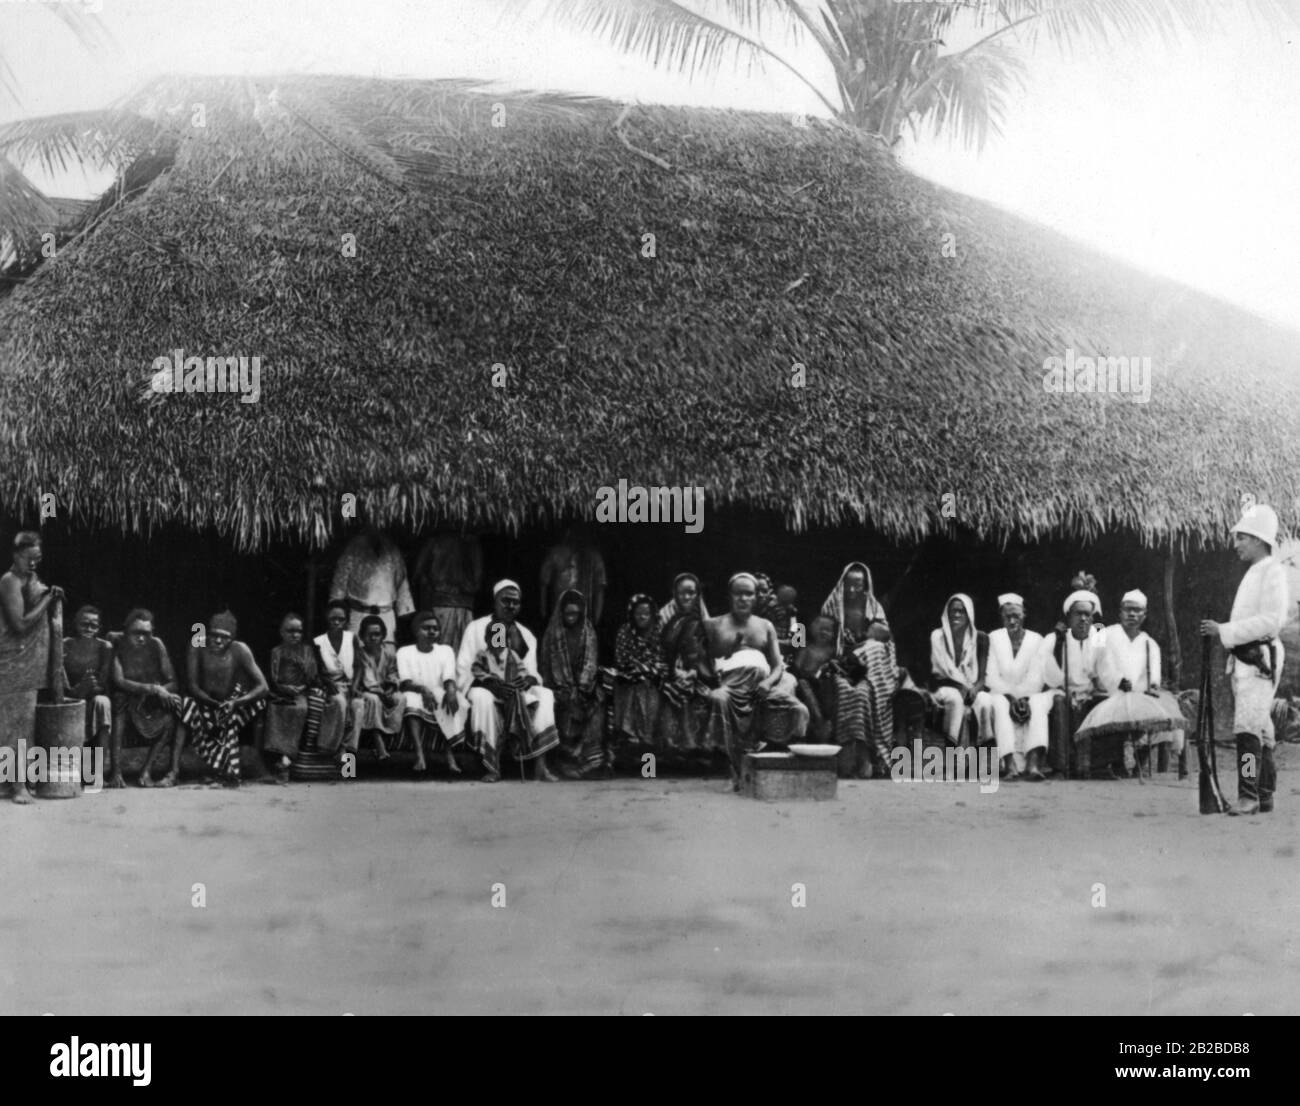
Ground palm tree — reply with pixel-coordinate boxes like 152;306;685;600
0;6;164;272
544;0;1298;150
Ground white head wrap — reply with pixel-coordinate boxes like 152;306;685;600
1062;589;1102;617
997;593;1024;611
940;593;979;684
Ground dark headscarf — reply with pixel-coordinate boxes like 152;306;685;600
541;589;598;689
657;572;709;625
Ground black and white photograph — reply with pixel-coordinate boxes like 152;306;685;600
2;0;1298;1046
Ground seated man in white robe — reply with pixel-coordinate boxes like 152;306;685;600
397;611;469;774
456;579;559;782
929;593;993;747
986;593;1053;781
1042;587;1105;776
1093;589;1186;777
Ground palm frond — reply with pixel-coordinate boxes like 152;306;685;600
543;0;841;115
985;0;1299;56
907;42;1028;152
0;157;56;268
0;109;168;179
548;0;1300;152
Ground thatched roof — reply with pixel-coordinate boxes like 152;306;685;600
0;74;1296;550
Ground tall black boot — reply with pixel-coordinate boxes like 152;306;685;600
1229;733;1261;816
1259;741;1276;813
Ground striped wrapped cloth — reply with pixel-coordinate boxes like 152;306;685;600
174;684;265;780
833;639;897;769
301;686;326;751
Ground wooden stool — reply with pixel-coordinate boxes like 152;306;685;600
741;752;837;800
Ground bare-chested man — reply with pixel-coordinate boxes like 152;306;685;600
113;609;182;788
63;605;115;779
702;573;809;789
174;610;268;786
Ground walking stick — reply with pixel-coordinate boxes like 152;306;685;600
1177;627;1190;779
1062;631;1072;780
1197;627;1230;814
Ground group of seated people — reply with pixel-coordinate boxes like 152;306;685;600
917;577;1187;781
58;560;1185;790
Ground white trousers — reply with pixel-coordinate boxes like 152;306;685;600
466;685;556;750
1232;668;1277;747
934;687;994;744
990;691;1054;764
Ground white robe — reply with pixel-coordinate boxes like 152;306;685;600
315;631;356;683
1218;555;1289;745
330;535;415;638
1094;626;1159;693
985;628;1053;762
929;627;992;744
1092;625;1184;753
1039;625;1103;699
455;616;556;752
397;643;468;740
310;632;355;755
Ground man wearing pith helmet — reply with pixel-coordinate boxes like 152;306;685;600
1200;503;1289;815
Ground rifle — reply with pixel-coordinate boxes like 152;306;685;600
1177;695;1189;779
1196;627;1231;814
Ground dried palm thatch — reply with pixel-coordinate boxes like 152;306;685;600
0;74;1296;551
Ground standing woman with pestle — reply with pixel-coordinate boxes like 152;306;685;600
0;531;63;804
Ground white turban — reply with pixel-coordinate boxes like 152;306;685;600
1120;589;1147;608
492;579;522;596
997;593;1024;610
729;572;757;591
1062;589;1102;617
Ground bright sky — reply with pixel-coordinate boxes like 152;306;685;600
4;0;1299;331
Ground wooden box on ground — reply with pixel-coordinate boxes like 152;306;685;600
741;752;837;801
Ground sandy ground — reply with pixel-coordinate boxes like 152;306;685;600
2;745;1297;1016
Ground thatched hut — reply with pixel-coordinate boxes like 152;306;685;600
1;75;1298;688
